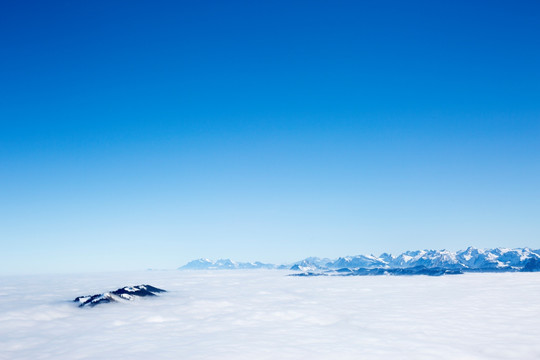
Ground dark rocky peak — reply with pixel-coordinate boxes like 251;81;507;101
74;284;166;308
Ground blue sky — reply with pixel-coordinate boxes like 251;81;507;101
1;1;539;274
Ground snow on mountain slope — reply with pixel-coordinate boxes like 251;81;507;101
289;257;333;271
328;254;387;269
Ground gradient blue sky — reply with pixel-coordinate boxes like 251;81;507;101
1;0;539;274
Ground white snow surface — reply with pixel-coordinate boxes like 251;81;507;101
1;270;540;359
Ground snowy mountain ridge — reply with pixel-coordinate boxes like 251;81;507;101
179;247;540;272
74;284;166;307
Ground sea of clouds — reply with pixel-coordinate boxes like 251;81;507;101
1;270;540;359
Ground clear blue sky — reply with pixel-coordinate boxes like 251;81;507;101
1;0;539;274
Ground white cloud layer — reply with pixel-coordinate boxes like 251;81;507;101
1;270;540;359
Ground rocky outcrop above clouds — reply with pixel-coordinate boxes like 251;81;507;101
74;284;166;307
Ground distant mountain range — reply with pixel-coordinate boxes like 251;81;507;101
179;258;281;270
179;247;540;275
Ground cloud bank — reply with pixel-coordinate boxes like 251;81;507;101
1;270;540;359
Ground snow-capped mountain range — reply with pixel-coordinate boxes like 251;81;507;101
179;258;280;270
179;247;540;273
